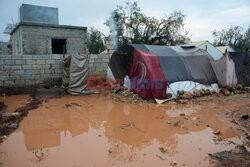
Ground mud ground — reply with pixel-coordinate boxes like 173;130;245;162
0;88;249;167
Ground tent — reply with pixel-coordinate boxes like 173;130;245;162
62;54;89;95
108;44;218;99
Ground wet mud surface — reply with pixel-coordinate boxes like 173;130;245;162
0;91;249;167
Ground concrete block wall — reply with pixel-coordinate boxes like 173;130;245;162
88;54;109;78
0;42;12;55
0;54;63;87
0;54;110;87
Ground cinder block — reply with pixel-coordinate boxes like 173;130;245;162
26;60;36;64
55;60;62;64
0;55;12;59
51;54;62;59
90;54;98;58
15;80;25;86
12;56;23;59
0;76;9;81
54;68;62;74
89;63;94;67
15;60;26;65
35;69;44;74
33;65;41;69
36;60;45;64
9;75;21;80
31;75;41;79
22;65;32;69
42;55;51;60
50;74;61;78
14;70;25;75
41;74;50;79
4;80;15;87
32;55;43;60
12;65;22;70
5;60;15;65
23;55;32;59
102;54;110;59
94;58;102;63
96;66;103;71
101;63;108;68
46;60;55;64
2;65;12;70
25;69;35;75
102;58;109;63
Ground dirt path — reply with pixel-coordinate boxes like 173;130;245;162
0;91;249;167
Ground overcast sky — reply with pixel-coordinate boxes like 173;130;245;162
0;0;249;42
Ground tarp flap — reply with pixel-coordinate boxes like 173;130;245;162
67;54;89;95
211;54;237;87
127;48;167;99
62;56;71;87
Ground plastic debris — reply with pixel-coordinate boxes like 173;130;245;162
159;147;167;154
170;161;177;166
156;154;166;160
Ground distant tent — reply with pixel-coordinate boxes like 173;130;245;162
210;53;238;87
108;44;217;99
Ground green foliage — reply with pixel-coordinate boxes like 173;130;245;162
212;26;250;51
105;1;189;46
87;27;105;54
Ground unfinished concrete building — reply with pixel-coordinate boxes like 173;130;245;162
0;4;90;87
10;4;87;56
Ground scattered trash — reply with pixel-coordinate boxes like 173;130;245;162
180;113;185;116
1;135;7;139
170;161;177;166
71;102;81;107
192;117;197;121
173;120;181;127
167;121;171;124
241;114;249;120
180;91;192;99
236;84;243;90
108;148;112;154
120;122;146;133
114;89;121;94
0;101;7;111
12;124;18;129
213;130;222;135
65;104;71;108
156;154;166;160
166;93;172;99
175;98;186;104
177;90;184;96
221;88;230;96
159;147;167;154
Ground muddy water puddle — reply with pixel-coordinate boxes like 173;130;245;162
0;94;245;167
0;94;31;111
